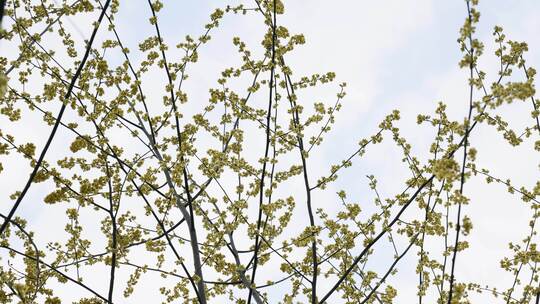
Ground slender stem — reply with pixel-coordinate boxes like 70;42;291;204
105;161;117;303
0;0;112;237
146;2;207;301
447;2;475;302
283;70;318;303
247;3;277;303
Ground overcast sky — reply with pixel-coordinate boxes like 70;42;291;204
2;0;540;302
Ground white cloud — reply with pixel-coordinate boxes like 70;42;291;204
2;0;540;302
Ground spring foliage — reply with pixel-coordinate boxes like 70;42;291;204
0;0;539;303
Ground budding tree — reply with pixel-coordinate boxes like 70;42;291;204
0;0;539;303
